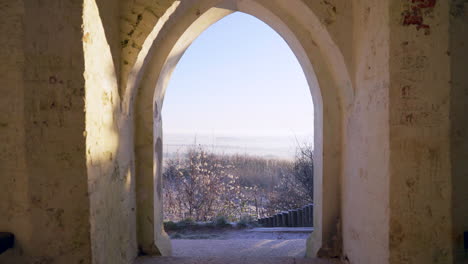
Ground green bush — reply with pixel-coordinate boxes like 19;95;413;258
213;215;231;228
176;218;195;229
163;221;178;231
171;233;182;239
237;215;257;228
202;221;215;228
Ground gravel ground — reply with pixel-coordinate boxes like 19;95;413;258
168;229;311;240
169;229;311;257
171;239;307;257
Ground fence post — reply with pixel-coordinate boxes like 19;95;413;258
297;208;303;227
281;212;289;227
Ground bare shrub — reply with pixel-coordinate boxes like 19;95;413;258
163;144;314;222
163;146;242;221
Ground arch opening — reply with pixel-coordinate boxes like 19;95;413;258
161;11;315;257
131;0;352;258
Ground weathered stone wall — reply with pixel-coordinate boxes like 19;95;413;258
342;1;390;263
0;1;92;263
0;0;29;259
83;0;138;263
389;1;453;263
0;0;466;264
120;0;176;91
302;0;354;82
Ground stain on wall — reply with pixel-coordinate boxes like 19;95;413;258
390;0;453;263
402;0;437;35
120;0;176;94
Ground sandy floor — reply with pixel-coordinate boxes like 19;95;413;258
169;229;310;257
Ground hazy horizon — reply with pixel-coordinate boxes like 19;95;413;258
163;131;313;160
162;12;314;159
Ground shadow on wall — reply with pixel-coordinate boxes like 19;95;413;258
449;3;468;261
84;0;139;264
94;0;122;82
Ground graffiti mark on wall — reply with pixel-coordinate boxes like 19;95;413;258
402;0;436;35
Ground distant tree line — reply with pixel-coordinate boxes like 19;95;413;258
163;144;314;222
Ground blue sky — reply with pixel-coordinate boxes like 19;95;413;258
162;12;314;140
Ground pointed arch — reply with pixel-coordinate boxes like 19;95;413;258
126;0;354;256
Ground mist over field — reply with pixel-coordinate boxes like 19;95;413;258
163;132;313;160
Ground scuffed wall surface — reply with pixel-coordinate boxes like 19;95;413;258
21;0;91;262
0;0;29;259
342;1;390;263
302;0;353;82
449;0;468;262
1;0;92;263
120;0;175;90
389;1;453;263
84;0;138;263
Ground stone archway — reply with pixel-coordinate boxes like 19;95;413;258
126;0;354;257
1;1;463;263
